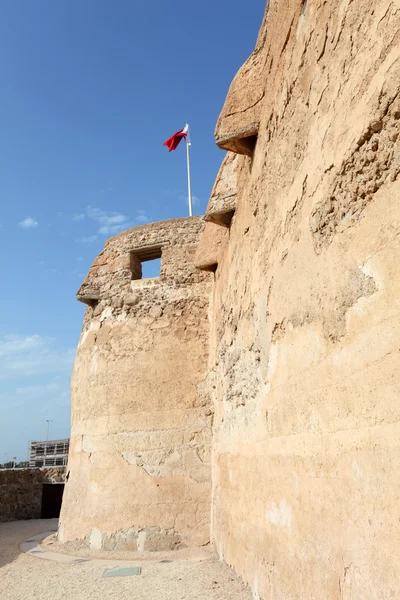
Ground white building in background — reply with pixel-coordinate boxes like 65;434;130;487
29;439;69;468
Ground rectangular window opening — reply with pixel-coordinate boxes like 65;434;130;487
141;257;161;279
130;245;164;281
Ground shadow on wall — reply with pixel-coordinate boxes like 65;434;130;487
41;484;64;519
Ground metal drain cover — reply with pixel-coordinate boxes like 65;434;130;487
103;567;142;578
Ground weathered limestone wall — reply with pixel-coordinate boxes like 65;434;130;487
204;1;400;598
59;217;213;551
0;468;65;522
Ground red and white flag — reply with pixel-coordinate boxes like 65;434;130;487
163;124;189;152
163;123;193;216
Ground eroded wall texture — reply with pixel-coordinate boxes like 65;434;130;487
60;1;400;596
202;0;400;598
59;217;213;551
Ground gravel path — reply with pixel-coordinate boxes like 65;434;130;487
0;520;251;600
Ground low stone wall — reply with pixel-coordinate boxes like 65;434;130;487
0;467;65;522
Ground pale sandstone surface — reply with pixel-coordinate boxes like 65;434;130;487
0;520;252;600
203;152;242;225
59;218;214;551
58;0;400;597
195;151;251;268
207;1;400;599
194;222;228;272
214;8;269;154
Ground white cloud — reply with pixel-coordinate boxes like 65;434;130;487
18;217;38;229
71;268;86;278
189;195;200;207
98;225;123;235
0;334;75;380
180;194;200;209
0;372;71;457
78;235;98;243
15;380;66;398
135;209;149;224
0;337;73;460
79;206;150;237
72;206;150;240
85;206;129;236
87;206;127;226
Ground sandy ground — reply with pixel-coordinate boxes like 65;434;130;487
0;520;252;600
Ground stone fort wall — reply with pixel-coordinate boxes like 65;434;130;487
58;217;213;551
197;0;400;598
59;0;400;597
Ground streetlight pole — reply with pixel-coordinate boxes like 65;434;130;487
44;420;53;468
46;419;53;442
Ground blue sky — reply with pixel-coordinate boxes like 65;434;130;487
0;0;265;461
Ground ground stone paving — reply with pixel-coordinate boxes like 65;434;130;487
0;520;252;600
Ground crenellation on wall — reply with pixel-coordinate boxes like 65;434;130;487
77;217;207;317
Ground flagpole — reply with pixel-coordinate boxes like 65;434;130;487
186;125;193;217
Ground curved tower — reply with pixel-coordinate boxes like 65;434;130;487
59;217;213;551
